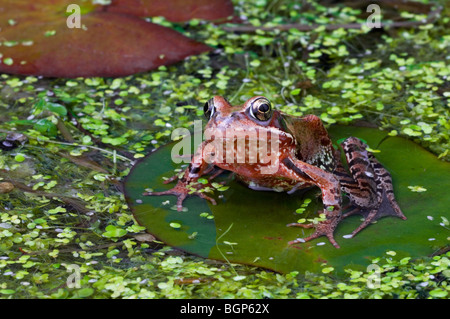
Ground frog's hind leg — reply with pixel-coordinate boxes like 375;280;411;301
343;156;406;237
333;160;373;237
338;138;406;238
333;153;369;217
369;154;406;220
348;155;406;238
338;138;379;208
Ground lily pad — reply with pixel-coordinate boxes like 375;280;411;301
106;0;234;22
0;0;211;77
124;125;450;274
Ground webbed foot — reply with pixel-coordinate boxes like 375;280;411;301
343;190;406;238
287;212;342;249
143;180;217;211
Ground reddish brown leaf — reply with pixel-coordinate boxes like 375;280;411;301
105;0;234;22
0;0;211;77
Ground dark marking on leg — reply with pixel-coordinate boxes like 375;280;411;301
282;158;312;181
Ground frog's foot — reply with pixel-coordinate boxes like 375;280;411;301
162;173;181;184
143;182;217;212
287;215;342;249
162;166;225;186
342;192;407;238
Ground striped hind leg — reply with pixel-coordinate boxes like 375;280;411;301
336;137;406;237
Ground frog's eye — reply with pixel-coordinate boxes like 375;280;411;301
203;98;215;119
250;98;272;121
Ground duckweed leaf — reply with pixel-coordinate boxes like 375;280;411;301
0;0;211;77
33;119;57;136
102;225;127;238
46;102;68;117
124;126;450;274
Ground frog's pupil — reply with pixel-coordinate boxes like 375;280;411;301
259;103;269;113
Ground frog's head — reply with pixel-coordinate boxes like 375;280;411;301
203;95;284;131
200;96;295;174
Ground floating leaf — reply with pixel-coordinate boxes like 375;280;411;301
46;102;68;117
408;185;427;192
33;119;57;136
429;289;448;298
0;289;15;295
169;222;182;229
74;288;94;298
322;267;334;274
0;0;211;77
48;206;67;214
106;0;234;22
14;154;26;162
125;126;450;274
386;251;397;256
102;225;127;238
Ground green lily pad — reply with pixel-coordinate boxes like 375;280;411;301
124;125;450;274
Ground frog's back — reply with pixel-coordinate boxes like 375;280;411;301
283;114;336;172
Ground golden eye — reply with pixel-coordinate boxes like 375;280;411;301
250;98;272;121
203;98;215;119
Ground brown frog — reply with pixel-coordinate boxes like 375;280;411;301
144;96;406;248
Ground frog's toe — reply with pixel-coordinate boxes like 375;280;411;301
196;192;217;206
347;210;376;237
143;189;177;197
163;174;180;184
288;231;340;249
286;222;314;228
143;186;216;211
346;191;407;238
288;220;341;249
342;207;361;218
349;205;406;238
143;188;188;212
288;237;306;244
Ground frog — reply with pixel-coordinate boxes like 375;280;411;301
144;96;406;248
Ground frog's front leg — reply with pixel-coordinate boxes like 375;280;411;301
143;141;217;211
281;157;343;248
